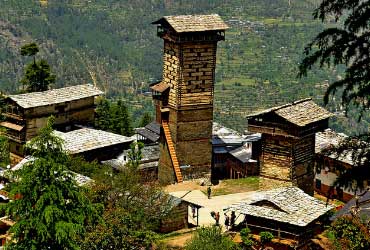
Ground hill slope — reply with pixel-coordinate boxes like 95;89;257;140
0;0;364;133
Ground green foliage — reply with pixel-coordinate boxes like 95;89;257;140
329;216;370;250
20;43;55;92
185;226;240;250
240;227;254;249
127;141;144;169
299;0;370;112
20;42;39;58
300;0;370;192
6;117;102;250
82;166;173;249
95;97;133;136
139;112;152;127
0;133;9;168
259;231;274;247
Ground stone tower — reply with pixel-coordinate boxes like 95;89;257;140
247;99;333;195
151;14;228;183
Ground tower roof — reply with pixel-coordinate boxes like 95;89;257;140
152;14;229;33
247;98;333;127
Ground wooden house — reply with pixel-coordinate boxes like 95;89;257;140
247;99;332;195
315;129;358;202
0;84;103;165
225;187;334;249
151;14;229;184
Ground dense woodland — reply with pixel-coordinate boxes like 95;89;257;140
0;0;368;133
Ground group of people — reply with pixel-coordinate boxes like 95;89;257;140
210;211;236;230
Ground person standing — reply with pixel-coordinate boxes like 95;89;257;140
207;186;212;199
224;213;230;230
215;212;220;226
230;211;236;229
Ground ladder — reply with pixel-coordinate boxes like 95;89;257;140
162;122;183;183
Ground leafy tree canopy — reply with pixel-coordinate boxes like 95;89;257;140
6;117;101;250
20;42;39;59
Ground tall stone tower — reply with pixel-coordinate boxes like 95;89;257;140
151;14;228;184
247;99;333;195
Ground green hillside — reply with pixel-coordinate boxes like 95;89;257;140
0;0;366;133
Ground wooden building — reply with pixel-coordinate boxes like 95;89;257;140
151;15;229;184
0;84;103;165
247;99;332;195
315;129;357;202
225;187;334;249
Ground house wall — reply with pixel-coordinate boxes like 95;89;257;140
159;201;189;233
259;134;315;195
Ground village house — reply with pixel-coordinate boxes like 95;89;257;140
315;129;360;202
247;98;333;195
224;186;334;249
0;84;103;165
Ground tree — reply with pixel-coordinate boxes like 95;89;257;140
185;226;240;250
94;98;133;136
20;43;55;92
240;227;254;250
299;0;370;112
329;216;370;250
81;166;173;249
127;141;144;169
0;134;9;168
139;112;152;127
259;231;274;250
299;0;370;192
6;117;101;250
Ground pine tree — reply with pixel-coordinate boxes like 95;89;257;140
6;117;101;250
20;43;56;92
139;112;152;127
299;0;370;192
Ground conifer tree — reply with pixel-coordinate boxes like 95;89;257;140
299;0;370;192
6;117;101;250
20;43;56;92
139;112;152;127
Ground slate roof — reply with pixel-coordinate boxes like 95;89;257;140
152;14;229;33
150;81;170;93
225;187;333;227
135;122;160;143
315;129;353;165
331;190;370;221
8;84;103;109
54;128;133;154
247;98;333;127
229;145;256;164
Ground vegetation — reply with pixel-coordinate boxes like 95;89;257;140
20;43;56;92
95;97;133;136
185;226;240;250
127;141;144;169
259;231;274;249
2;0;364;134
240;227;254;249
5;117;101;250
328;216;370;250
81;165;173;249
299;0;370;193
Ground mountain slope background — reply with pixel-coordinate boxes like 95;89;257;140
0;0;366;133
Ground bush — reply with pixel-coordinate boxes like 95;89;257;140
259;231;274;246
185;226;240;250
240;227;254;249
